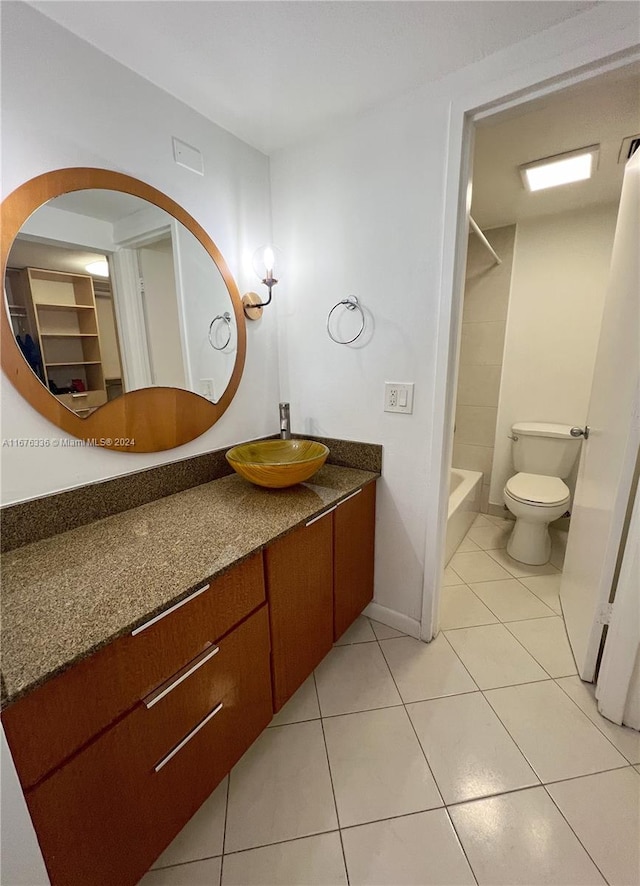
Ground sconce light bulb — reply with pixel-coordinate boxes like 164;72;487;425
263;247;275;276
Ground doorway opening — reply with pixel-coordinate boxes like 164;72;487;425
431;59;640;729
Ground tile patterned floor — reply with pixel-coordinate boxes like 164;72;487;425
141;514;640;885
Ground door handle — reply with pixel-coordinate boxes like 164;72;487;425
570;426;590;439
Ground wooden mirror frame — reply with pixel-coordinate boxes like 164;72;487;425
1;168;247;452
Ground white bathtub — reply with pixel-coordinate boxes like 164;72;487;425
445;468;483;565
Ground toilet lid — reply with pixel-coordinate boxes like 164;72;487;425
506;472;570;506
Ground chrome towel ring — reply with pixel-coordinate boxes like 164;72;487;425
327;296;365;344
208;312;232;350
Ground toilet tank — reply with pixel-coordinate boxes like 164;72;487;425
511;422;582;478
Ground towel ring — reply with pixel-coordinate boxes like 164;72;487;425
327;296;365;345
208;312;232;351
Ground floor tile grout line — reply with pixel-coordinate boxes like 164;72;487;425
494;619;557;681
370;626;485;886
440;624;553;692
442;808;480;886
540;781;613;885
440;580;501;628
441;579;558;628
373;631;447;810
541;761;636;788
313;668;351;885
452;564;560;584
477;684;548;785
445;540;563;681
468;576;558;621
499;612;558;623
216;765;635;847
317;702;351;883
558;611;580;673
220;827;344;858
477;679;632;786
501;616;578;680
442;612;558;632
218;773;231;884
376;628;483;700
552;677;640;764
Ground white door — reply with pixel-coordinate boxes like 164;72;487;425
595;479;640;726
561;149;640;682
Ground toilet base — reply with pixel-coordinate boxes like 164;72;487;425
507;519;551;565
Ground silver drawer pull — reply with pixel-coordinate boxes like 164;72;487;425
339;488;362;505
154;702;223;772
144;645;219;709
131;583;210;636
306;506;336;527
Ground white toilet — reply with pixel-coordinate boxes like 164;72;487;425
503;422;582;565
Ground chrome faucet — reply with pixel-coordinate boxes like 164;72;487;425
279;402;291;440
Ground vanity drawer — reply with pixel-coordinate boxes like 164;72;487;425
25;604;272;886
2;551;265;789
56;390;108;410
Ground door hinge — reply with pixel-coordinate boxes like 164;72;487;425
598;602;614;625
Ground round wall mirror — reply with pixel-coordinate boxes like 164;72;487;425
1;169;246;452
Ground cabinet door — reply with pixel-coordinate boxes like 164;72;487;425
265;513;334;711
334;482;376;641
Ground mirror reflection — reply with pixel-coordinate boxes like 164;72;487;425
4;190;237;417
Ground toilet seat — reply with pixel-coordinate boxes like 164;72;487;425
505;472;570;507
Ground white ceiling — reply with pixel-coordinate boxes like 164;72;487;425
471;64;640;229
8;239;108;279
29;0;599;154
50;191;150;223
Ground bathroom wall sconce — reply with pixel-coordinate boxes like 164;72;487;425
243;246;279;320
520;144;599;192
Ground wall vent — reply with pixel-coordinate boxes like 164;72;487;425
93;279;113;297
618;134;640;164
172;137;204;176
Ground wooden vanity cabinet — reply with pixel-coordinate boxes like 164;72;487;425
1;552;272;886
2;552;265;790
333;483;376;640
265;480;377;711
25;606;272;886
265;512;334;711
2;478;377;884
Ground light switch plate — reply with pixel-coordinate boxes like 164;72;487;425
384;382;414;414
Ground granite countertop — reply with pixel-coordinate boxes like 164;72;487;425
1;465;377;707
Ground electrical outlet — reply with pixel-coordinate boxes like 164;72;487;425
384;382;414;414
200;379;215;401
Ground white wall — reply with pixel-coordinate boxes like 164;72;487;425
0;2;277;505
174;222;238;402
271;5;639;626
138;238;186;388
453;225;516;512
490;204;619;506
271;91;450;622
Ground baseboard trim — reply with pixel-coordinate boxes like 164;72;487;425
364;602;421;639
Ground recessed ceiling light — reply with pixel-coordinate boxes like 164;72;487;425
520;145;599;192
85;260;109;277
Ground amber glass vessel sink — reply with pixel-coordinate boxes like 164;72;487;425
225;439;329;488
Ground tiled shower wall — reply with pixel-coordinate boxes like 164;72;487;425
453;225;516;512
